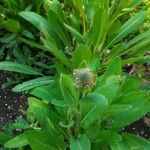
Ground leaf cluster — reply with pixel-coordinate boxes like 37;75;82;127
0;0;150;149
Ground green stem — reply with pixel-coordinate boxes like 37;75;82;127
74;106;81;137
83;16;86;35
74;92;84;137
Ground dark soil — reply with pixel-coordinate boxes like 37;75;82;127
124;115;150;140
0;72;28;128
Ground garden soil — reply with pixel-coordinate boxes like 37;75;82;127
0;72;27;128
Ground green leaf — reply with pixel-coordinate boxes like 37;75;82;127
51;99;66;107
60;74;79;109
5;19;21;33
72;0;86;23
22;30;35;39
126;38;150;56
85;124;101;141
122;56;150;65
125;30;150;48
12;76;54;92
49;0;64;22
88;56;100;73
120;77;140;94
106;11;147;48
59;120;74;128
47;9;70;47
105;104;132;116
42;38;71;68
19;10;70;48
72;44;92;68
123;133;150;150
31;80;63;102
102;57;122;83
19;37;47;51
128;0;143;8
0;132;11;145
64;23;84;43
19;11;56;45
30;85;54;102
109;0;130;22
10;117;30;130
91;7;108;52
21;37;71;68
27;97;50;124
100;130;122;144
25;130;66;150
95;83;119;103
110;141;130;150
86;93;108;106
70;134;91;150
109;92;150;128
0;62;41;75
81;93;108;127
4;134;28;148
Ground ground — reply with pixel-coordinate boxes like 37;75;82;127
0;72;27;128
124;115;150;140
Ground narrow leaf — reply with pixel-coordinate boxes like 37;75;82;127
123;133;150;149
0;62;41;75
4;134;28;148
43;38;71;68
106;11;147;48
102;57;122;83
110;141;130;150
60;74;79;108
72;44;92;68
0;132;11;145
12;76;54;92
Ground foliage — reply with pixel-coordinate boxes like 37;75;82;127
17;0;150;67
0;57;150;150
0;0;150;149
0;0;53;88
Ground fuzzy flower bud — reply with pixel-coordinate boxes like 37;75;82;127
73;68;96;91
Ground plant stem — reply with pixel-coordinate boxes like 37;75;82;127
74;106;81;137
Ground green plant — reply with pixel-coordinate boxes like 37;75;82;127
0;0;56;88
17;0;150;68
0;0;150;149
0;0;149;87
1;57;150;150
0;0;150;80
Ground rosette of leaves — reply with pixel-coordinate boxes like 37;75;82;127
1;57;150;150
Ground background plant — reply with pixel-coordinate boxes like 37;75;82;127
0;0;56;88
0;0;150;82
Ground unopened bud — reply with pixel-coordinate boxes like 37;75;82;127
73;68;96;91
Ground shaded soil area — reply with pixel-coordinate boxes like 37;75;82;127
0;72;28;128
124;115;150;140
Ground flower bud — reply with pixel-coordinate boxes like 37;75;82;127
73;68;96;91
